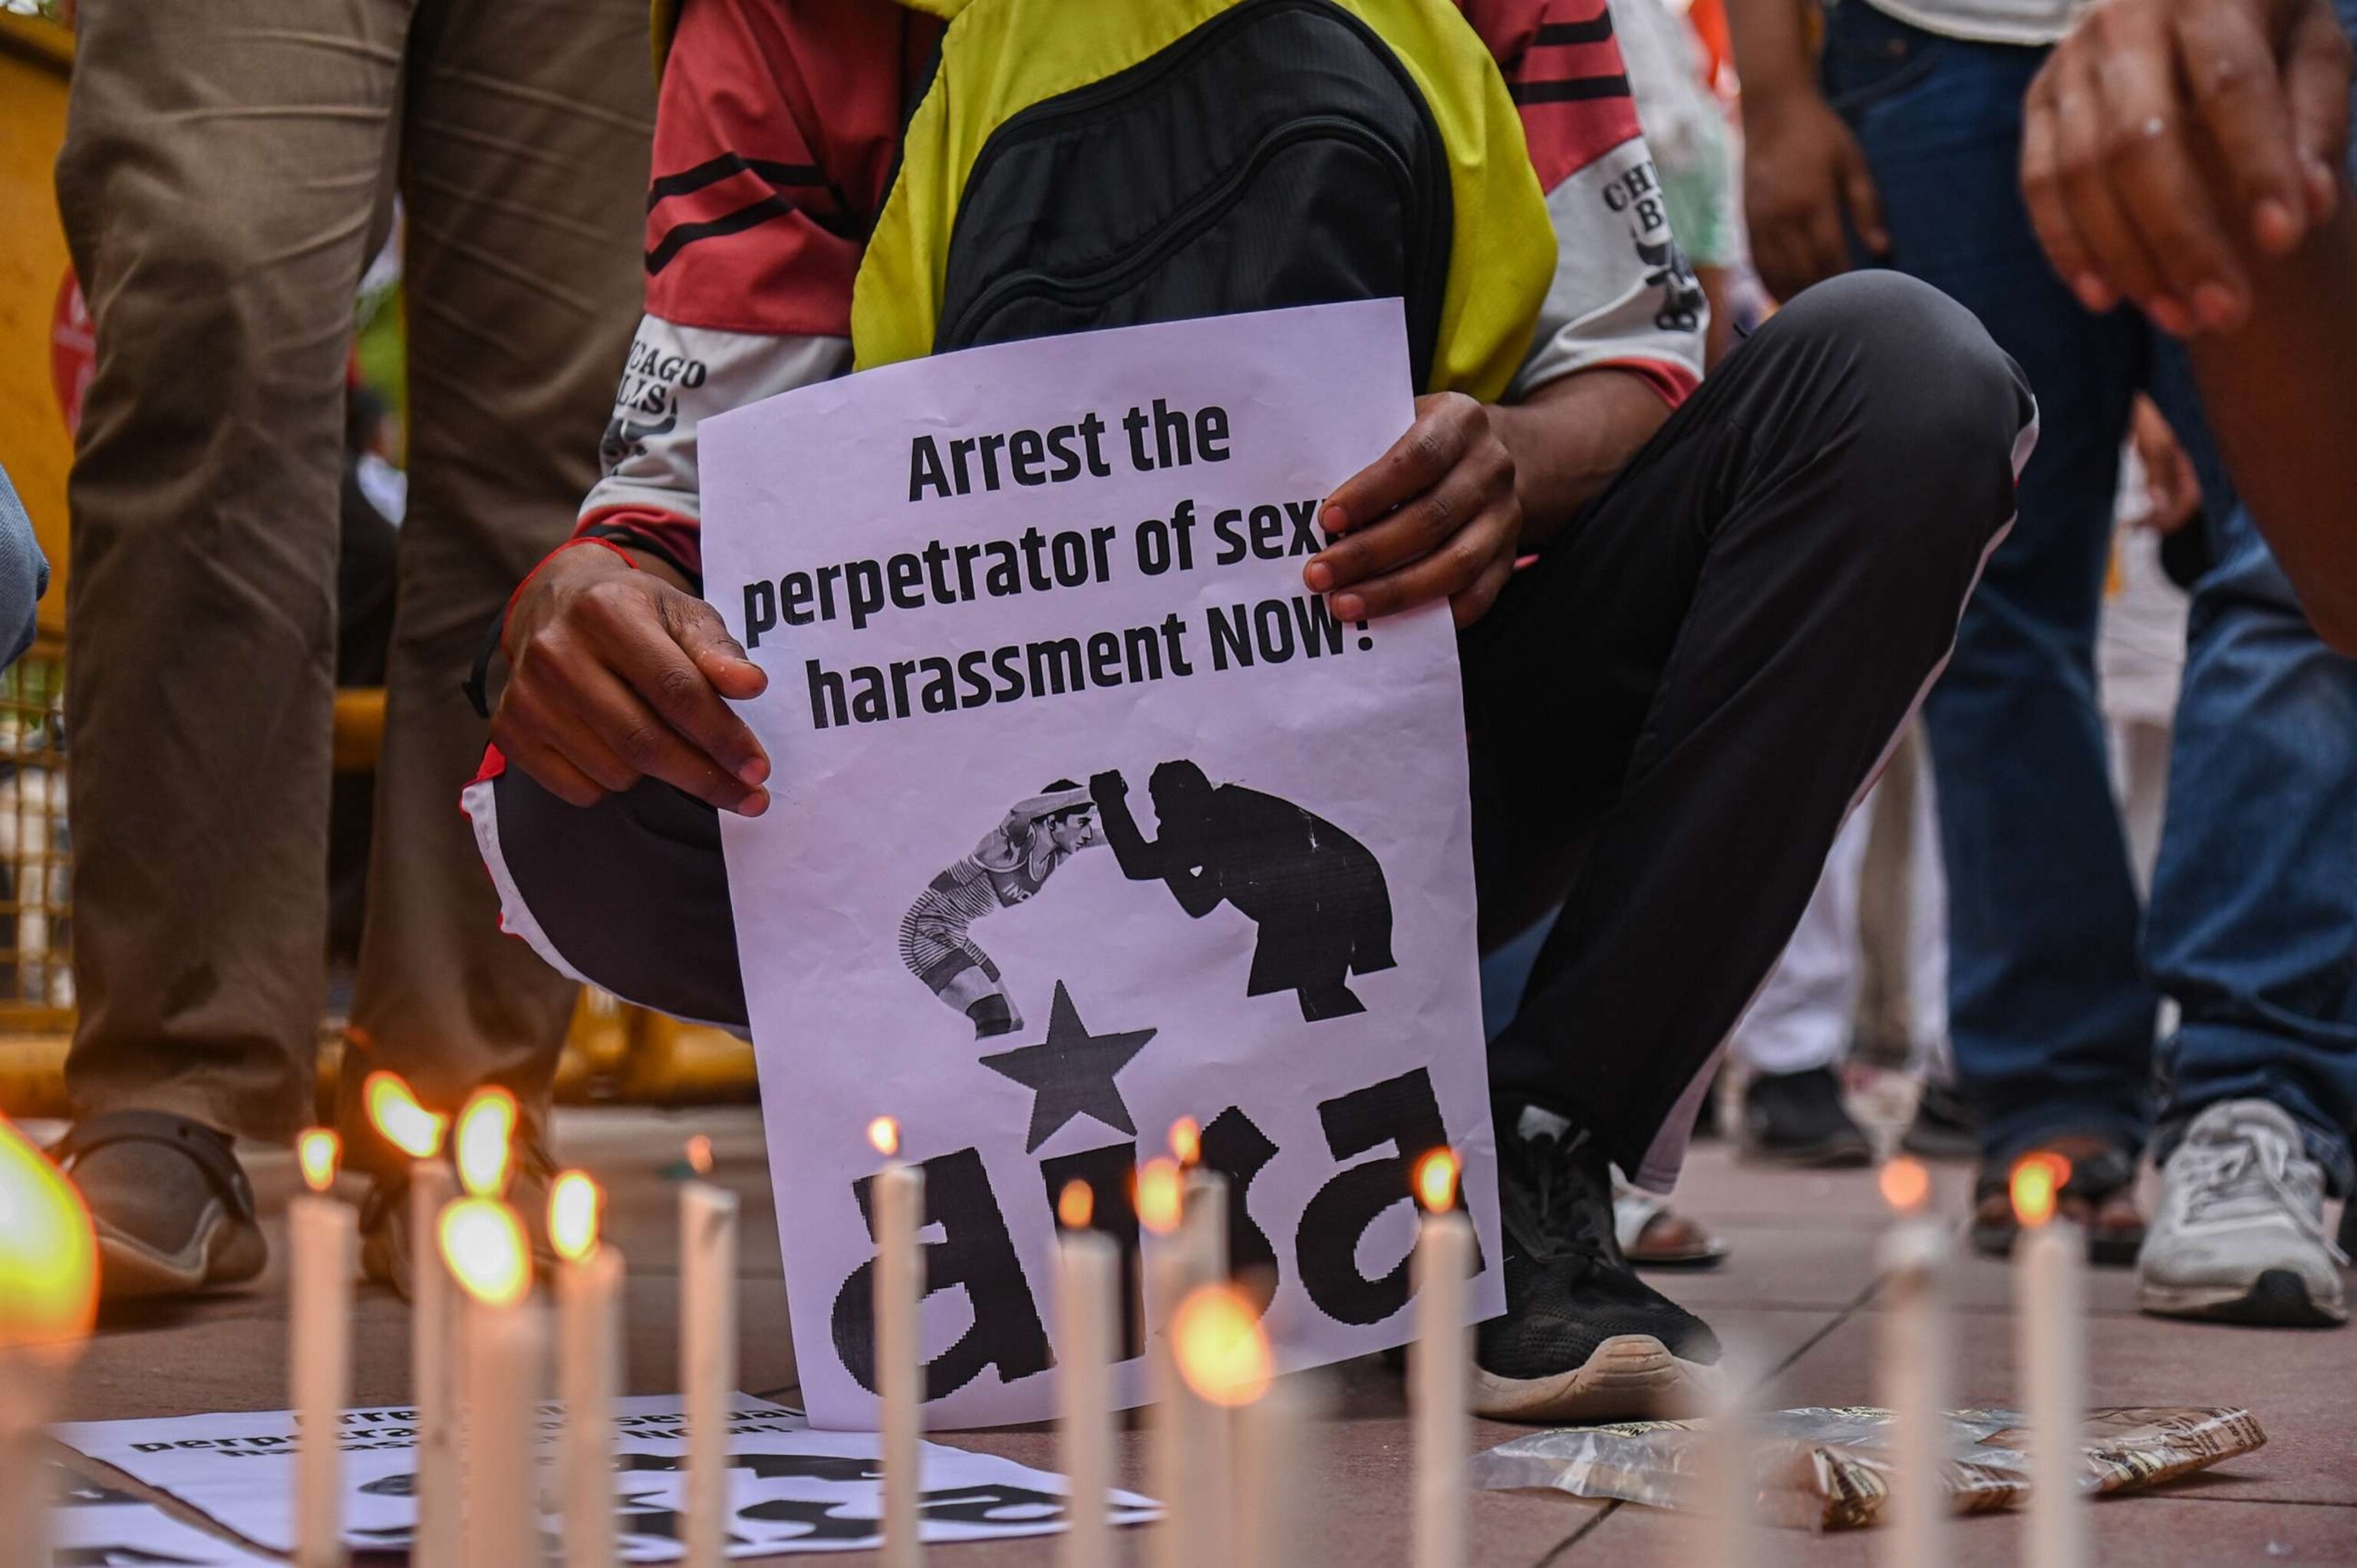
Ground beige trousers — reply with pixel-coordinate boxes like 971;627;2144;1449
54;0;652;1143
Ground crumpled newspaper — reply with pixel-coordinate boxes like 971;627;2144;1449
1470;1407;2266;1531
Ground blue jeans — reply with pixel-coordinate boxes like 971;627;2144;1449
1825;0;2357;1191
0;466;46;670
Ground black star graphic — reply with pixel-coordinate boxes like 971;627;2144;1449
980;982;1157;1153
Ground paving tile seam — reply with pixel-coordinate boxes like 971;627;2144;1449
1528;1500;1622;1566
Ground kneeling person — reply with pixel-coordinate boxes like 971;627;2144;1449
470;0;2033;1422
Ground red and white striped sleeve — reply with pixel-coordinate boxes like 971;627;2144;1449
575;0;937;583
1462;0;1708;407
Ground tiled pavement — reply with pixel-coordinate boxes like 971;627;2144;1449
43;1106;2357;1566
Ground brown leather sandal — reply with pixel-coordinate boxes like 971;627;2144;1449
1969;1137;2144;1265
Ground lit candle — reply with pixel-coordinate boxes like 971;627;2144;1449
450;1089;520;1568
1137;1155;1192;1568
1231;1375;1304;1568
363;1072;457;1568
1055;1181;1116;1568
0;1113;97;1568
1170;1118;1225;1290
868;1117;923;1568
1876;1157;1949;1568
1409;1148;1472;1568
681;1135;739;1568
292;1128;354;1568
1168;1116;1202;1171
1169;1284;1262;1555
2013;1155;2085;1568
438;1197;541;1568
552;1172;621;1568
1159;1119;1232;1568
1182;1191;1227;1299
1699;1346;1762;1568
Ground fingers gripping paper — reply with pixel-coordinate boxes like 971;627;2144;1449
700;301;1500;1429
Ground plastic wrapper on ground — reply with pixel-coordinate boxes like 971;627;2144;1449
1470;1406;2266;1530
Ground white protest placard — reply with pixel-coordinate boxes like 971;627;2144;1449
701;300;1502;1430
49;1468;277;1566
53;1396;1154;1558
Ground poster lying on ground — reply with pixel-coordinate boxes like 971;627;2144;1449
700;301;1501;1429
48;1468;276;1566
53;1395;1155;1558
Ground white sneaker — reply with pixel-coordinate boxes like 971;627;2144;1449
2138;1099;2348;1326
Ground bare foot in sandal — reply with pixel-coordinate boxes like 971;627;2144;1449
1614;1179;1730;1269
1970;1135;2145;1265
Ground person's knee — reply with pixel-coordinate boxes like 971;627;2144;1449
1798;272;2028;450
1780;272;2032;555
480;769;747;1030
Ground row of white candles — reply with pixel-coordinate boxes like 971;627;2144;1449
1047;1119;1476;1568
282;1100;2092;1568
283;1096;1487;1568
1868;1151;2087;1568
21;1090;2092;1568
279;1075;742;1568
856;1112;1479;1568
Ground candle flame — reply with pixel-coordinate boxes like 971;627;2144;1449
296;1128;340;1194
1412;1147;1461;1214
1170;1284;1272;1408
453;1087;518;1198
1136;1158;1183;1236
362;1070;447;1161
549;1171;603;1263
685;1135;714;1178
2009;1152;2070;1229
0;1114;98;1352
1878;1156;1931;1214
866;1117;899;1159
1057;1180;1095;1231
1168;1116;1201;1168
439;1196;531;1308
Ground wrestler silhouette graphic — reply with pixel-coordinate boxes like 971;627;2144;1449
1089;761;1395;1020
901;781;1104;1039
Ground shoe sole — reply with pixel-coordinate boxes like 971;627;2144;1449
94;1200;266;1300
1972;1227;2145;1268
1897;1128;1979;1162
1738;1137;1874;1171
2139;1268;2347;1328
1625;1244;1731;1271
1471;1333;1723;1423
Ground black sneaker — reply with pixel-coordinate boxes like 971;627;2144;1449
1899;1079;1977;1161
53;1112;268;1300
1739;1067;1874;1168
1472;1101;1723;1423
